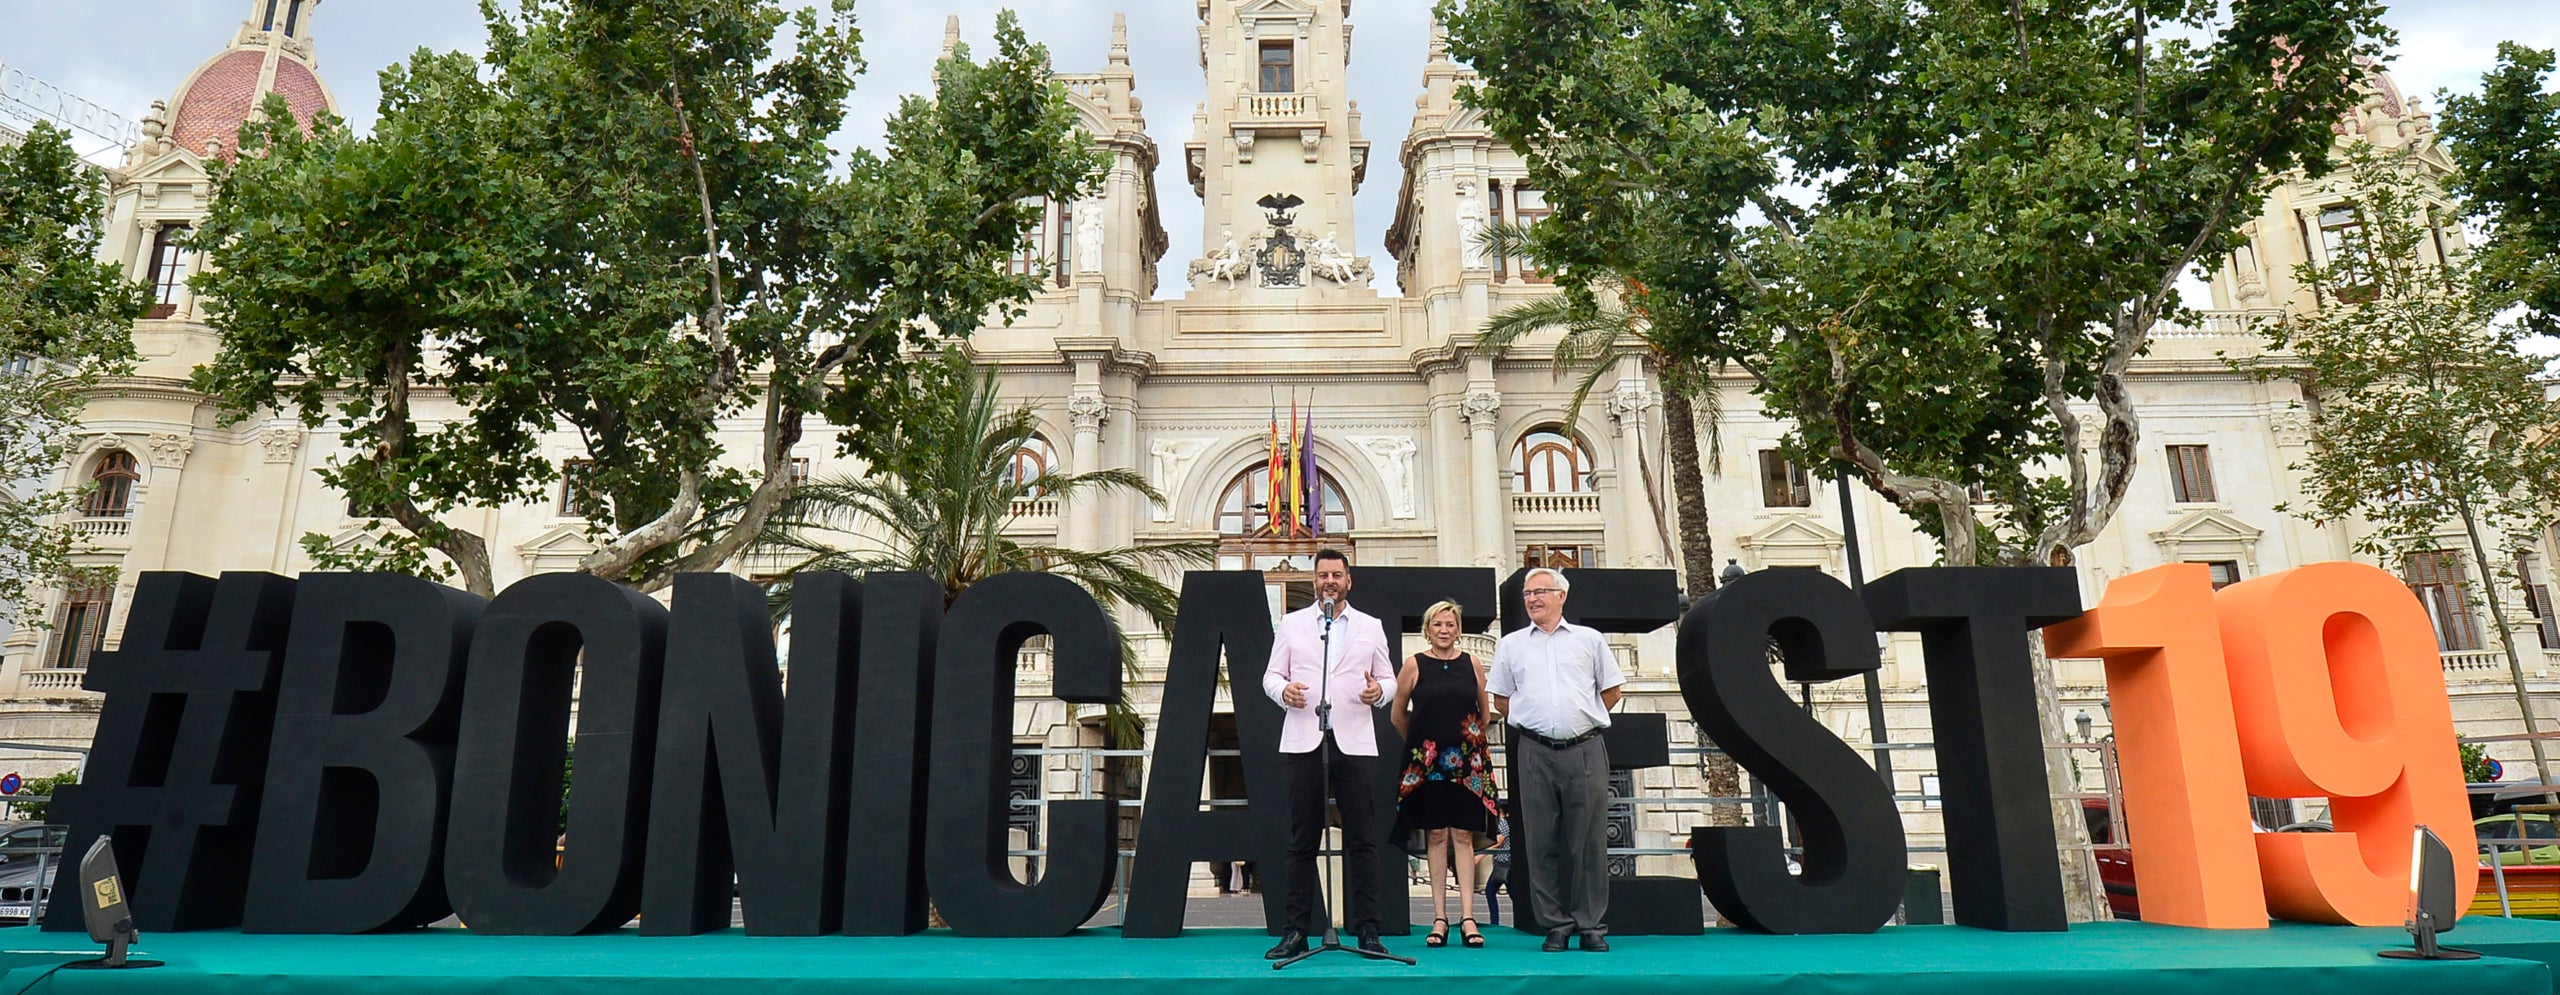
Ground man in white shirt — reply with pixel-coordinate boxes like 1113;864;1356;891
1488;567;1624;952
1259;548;1398;958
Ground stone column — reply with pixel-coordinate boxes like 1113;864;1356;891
138;432;197;573
133;219;162;284
1065;388;1108;552
1463;387;1506;569
1608;375;1665;569
1428;394;1467;565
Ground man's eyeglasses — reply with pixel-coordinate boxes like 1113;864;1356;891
1523;588;1562;598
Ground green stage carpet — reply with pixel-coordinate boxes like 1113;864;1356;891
4;918;2560;995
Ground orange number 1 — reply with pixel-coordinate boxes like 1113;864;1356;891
2043;563;2266;928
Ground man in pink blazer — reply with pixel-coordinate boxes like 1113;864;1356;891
1259;548;1398;958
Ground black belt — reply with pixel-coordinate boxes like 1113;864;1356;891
1510;724;1602;750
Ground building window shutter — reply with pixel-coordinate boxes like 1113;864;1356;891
2167;445;2216;503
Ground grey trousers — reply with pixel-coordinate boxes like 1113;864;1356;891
1517;735;1610;934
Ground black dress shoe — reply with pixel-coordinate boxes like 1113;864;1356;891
1542;927;1572;952
1357;928;1389;955
1579;931;1611;953
1265;929;1308;960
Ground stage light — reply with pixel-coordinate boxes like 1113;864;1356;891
61;836;161;970
2376;825;2477;961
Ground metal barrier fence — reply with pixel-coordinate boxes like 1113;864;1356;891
1004;737;2137;923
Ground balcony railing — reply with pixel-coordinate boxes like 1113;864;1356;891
70;517;130;538
1239;91;1315;120
2442;648;2560;677
1010;496;1060;519
1513;492;1604;517
2151;309;2284;341
20;669;85;692
1055;74;1104;103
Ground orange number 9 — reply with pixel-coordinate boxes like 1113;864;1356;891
2216;561;2476;925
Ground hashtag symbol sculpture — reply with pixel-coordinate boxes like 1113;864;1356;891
44;571;296;933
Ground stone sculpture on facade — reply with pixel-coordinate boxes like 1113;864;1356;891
1305;229;1371;286
1348;435;1419;518
1146;438;1213;521
1454;178;1490;270
1188;228;1254;288
1076;194;1107;273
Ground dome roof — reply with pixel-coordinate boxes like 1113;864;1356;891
164;46;334;158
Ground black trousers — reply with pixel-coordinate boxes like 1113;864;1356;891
1283;733;1381;934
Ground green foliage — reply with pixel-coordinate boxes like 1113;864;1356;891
1444;0;2390;565
2441;43;2560;341
751;354;1217;742
8;769;80;821
191;1;1104;595
0;122;146;622
2463;741;2497;784
2241;145;2560;575
559;738;573;832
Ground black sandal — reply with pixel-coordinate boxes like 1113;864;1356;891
1425;917;1449;947
1460;917;1484;948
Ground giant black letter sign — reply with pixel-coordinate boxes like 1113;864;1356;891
641;573;854;935
842;572;940;935
1125;571;1288;937
1680;568;1906;934
1864;567;2082;932
47;571;297;932
245;573;481;933
446;574;667;934
925;572;1121;936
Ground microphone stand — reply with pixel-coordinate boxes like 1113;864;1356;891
1277;599;1414;970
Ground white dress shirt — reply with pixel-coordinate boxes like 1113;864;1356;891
1487;619;1624;740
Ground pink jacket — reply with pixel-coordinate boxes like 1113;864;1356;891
1260;602;1399;756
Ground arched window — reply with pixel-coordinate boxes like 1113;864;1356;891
1002;436;1058;494
1005;199;1074;290
1216;465;1352;538
83;450;138;518
1511;428;1594;493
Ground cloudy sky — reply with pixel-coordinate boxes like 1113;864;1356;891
4;0;2553;299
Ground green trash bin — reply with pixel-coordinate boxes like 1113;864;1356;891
1903;865;1943;925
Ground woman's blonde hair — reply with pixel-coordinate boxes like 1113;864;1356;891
1421;600;1464;631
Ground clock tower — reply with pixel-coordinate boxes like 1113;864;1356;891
1183;0;1373;295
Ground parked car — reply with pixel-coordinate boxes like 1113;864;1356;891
0;823;65;923
2081;799;2316;921
2476;812;2560;866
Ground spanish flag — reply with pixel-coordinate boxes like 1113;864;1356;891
1265;398;1283;537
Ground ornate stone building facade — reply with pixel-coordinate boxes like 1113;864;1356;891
9;0;2555;876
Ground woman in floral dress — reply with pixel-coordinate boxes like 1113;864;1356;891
1391;600;1498;948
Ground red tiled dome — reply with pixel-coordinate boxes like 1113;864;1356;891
167;49;331;157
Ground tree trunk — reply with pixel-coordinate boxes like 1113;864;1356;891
2457;497;2558;801
1659;387;1744;826
1661;389;1719;597
2031;626;2106;921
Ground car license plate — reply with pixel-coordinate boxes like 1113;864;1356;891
0;905;29;920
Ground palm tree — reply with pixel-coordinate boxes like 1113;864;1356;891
1474;224;1723;595
1476;223;1744;824
750;364;1217;742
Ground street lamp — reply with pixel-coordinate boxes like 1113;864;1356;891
2075;709;2094;743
